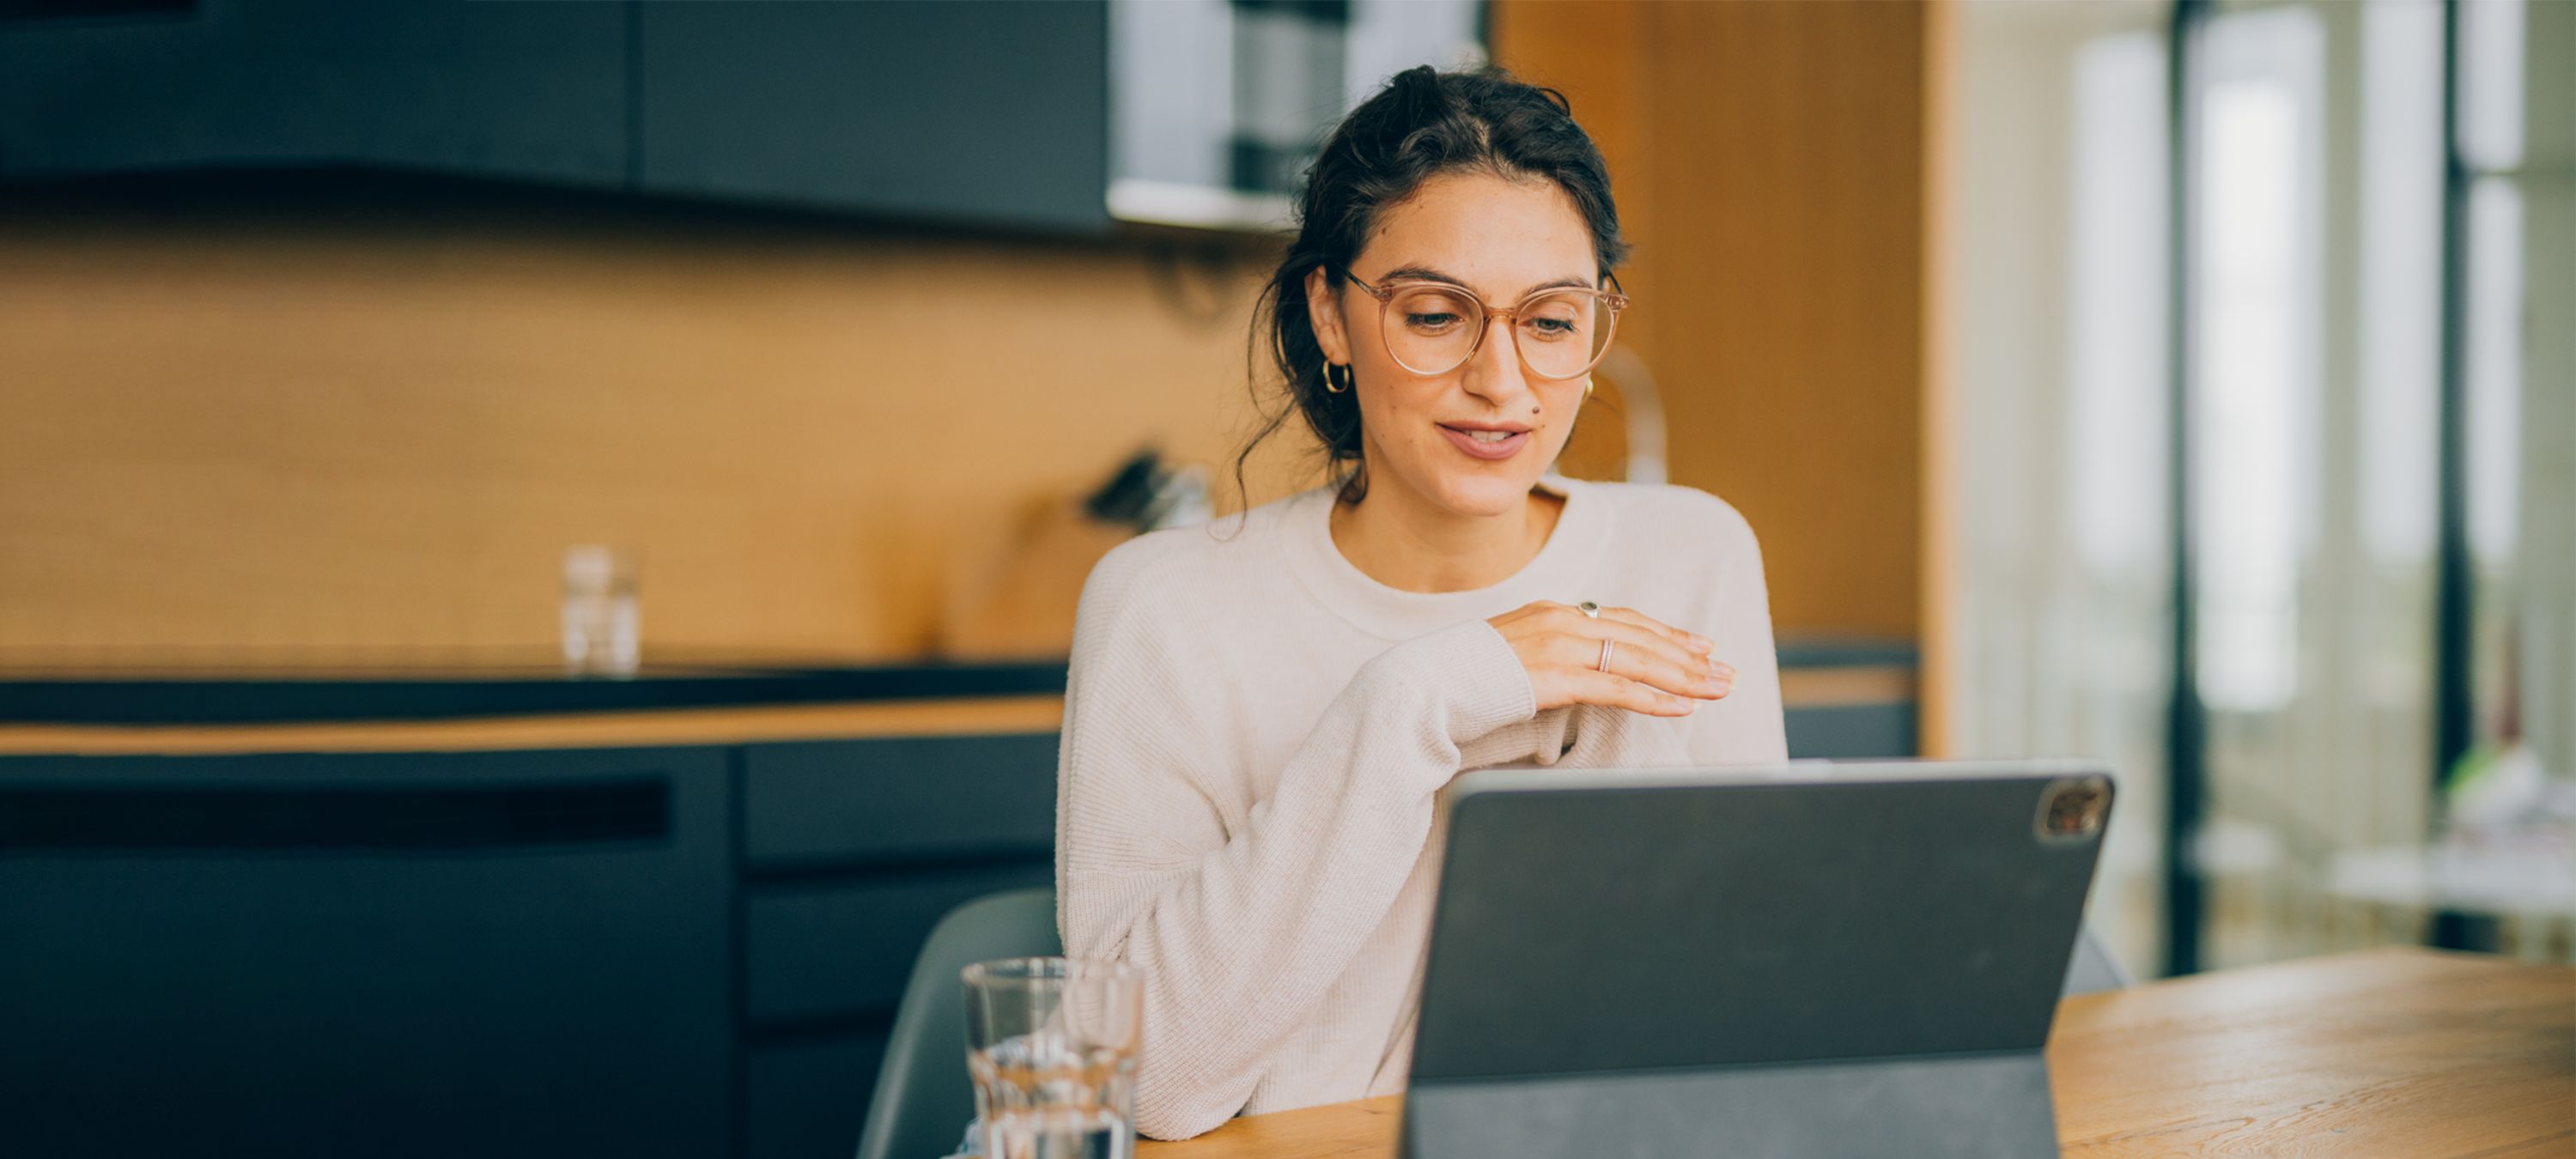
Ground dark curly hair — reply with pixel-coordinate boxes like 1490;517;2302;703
1235;64;1630;508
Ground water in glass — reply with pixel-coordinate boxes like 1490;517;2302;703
964;957;1142;1159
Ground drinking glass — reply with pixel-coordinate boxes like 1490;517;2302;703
560;545;638;675
963;957;1144;1159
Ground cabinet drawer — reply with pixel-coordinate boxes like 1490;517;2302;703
747;1035;890;1159
746;862;1054;1023
742;734;1058;868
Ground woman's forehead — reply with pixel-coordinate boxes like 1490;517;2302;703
1358;171;1598;295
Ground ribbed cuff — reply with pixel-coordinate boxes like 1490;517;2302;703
1366;617;1537;745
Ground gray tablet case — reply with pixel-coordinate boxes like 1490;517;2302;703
1401;761;2114;1159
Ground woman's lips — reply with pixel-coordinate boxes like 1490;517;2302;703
1439;424;1529;460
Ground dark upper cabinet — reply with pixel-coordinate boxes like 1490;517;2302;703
0;0;1112;233
633;0;1109;234
0;0;630;185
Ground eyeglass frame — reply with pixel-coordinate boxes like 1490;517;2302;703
1338;268;1630;380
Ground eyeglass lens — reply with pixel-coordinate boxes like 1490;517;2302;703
1385;285;1613;379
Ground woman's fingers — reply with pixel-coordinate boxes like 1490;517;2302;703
1558;618;1732;701
1490;600;1738;717
1595;605;1714;656
1563;668;1700;717
1593;606;1735;697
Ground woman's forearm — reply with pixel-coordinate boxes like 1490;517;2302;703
1056;618;1533;1140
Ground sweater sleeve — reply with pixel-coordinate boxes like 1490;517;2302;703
1053;548;1535;1141
1686;495;1789;765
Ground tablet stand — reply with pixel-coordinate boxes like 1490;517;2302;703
1404;1051;2057;1159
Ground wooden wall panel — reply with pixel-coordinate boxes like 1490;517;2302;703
1496;0;1929;639
0;202;1284;660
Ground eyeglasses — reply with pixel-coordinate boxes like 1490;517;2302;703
1342;270;1629;380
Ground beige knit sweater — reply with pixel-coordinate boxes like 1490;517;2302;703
1053;476;1788;1140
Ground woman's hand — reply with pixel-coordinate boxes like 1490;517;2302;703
1487;602;1735;718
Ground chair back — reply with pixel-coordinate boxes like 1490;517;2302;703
854;887;1060;1159
2063;925;2134;996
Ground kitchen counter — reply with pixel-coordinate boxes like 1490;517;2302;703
0;640;1917;755
0;650;1066;726
0;695;1067;756
0;640;1913;725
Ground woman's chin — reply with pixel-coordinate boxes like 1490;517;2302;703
1422;467;1546;519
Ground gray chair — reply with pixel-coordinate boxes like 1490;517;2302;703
2063;925;2134;996
855;888;1061;1159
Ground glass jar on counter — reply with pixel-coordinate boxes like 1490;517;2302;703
561;545;639;676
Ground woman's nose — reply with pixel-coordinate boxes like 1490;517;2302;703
1460;316;1534;408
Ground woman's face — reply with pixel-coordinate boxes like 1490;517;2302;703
1305;171;1601;519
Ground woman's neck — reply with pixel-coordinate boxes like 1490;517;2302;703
1327;472;1565;594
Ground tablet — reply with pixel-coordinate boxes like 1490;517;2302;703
1402;760;2114;1159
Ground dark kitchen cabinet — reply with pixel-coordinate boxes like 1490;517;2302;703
746;862;1054;1024
0;727;1066;1159
633;0;1110;234
735;734;1058;1159
0;0;630;185
0;746;734;1159
1;1;1114;234
748;1035;895;1159
742;732;1061;870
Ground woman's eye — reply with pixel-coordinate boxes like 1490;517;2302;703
1526;316;1579;338
1406;313;1463;331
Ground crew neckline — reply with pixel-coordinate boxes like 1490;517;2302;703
1277;474;1614;641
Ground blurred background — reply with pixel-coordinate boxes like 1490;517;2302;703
0;1;2566;1156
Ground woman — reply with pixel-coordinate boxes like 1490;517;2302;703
1055;65;1787;1142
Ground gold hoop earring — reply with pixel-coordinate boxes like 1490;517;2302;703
1583;378;1595;399
1324;363;1352;394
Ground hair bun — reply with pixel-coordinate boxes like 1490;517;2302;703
1382;64;1448;124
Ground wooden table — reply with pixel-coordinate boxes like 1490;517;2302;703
1139;948;2575;1157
